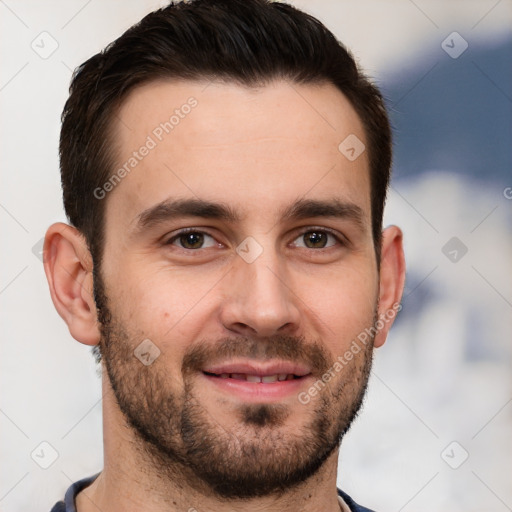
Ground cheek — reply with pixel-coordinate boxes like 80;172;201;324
108;264;221;345
296;264;378;349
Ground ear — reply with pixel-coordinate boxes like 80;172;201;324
373;225;406;348
43;222;101;346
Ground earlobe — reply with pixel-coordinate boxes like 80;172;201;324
43;222;101;346
373;225;406;348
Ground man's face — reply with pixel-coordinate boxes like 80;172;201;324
97;79;379;498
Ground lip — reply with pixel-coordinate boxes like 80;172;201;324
200;359;313;403
203;360;311;377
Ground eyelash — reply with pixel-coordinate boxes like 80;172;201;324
164;227;346;250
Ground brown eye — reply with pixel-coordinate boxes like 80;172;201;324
179;232;204;249
167;231;217;250
293;230;339;249
303;231;328;248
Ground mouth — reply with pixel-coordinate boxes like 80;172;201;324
200;361;313;402
203;371;303;383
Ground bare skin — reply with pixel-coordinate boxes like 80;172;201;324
44;79;405;512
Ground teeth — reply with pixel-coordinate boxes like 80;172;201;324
214;373;298;382
211;372;299;382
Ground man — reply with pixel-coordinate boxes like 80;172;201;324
44;0;405;510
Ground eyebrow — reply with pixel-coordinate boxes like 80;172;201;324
133;198;240;234
131;196;366;236
280;198;366;228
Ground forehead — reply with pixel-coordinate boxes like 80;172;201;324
105;79;371;229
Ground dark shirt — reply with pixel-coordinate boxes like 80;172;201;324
50;473;376;512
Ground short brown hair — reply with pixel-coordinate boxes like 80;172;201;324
60;0;392;268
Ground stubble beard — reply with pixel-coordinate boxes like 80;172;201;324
94;273;375;500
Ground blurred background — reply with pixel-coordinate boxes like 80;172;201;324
1;1;511;511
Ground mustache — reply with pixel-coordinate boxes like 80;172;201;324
181;334;332;377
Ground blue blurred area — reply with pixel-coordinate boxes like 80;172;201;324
381;37;512;184
373;35;512;368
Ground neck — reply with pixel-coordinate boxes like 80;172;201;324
76;372;343;512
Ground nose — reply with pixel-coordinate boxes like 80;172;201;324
219;249;301;338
